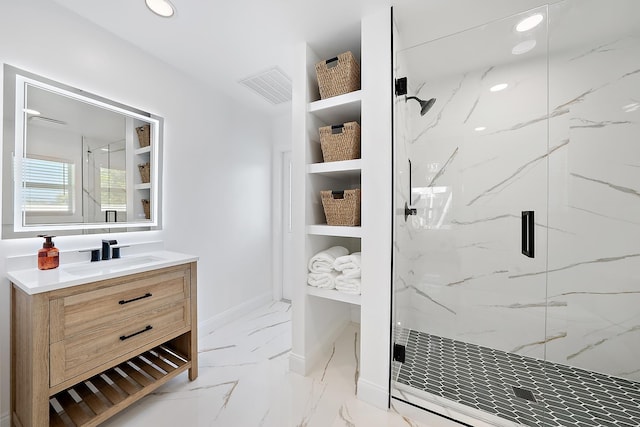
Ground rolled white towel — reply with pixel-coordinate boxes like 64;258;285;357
335;275;361;287
308;246;348;273
307;271;339;289
335;275;361;294
333;252;361;278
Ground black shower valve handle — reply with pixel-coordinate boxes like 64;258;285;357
404;202;417;221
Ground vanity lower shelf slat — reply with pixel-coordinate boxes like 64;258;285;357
49;344;189;427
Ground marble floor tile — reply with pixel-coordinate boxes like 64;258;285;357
99;301;461;427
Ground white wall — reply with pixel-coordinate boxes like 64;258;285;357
358;8;393;408
0;0;274;422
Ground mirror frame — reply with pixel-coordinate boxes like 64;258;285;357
3;64;163;237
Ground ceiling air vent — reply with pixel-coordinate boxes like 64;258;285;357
239;67;292;105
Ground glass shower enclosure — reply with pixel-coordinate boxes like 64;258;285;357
391;1;640;425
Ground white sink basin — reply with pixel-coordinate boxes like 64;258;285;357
63;255;164;276
8;250;198;295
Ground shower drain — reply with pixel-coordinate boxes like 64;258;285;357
512;386;537;403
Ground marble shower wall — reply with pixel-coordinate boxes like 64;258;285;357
545;0;640;380
393;0;640;382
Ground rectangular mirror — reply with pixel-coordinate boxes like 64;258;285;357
2;65;163;238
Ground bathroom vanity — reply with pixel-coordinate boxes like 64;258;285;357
9;251;198;427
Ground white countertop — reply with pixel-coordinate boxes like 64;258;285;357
7;250;198;295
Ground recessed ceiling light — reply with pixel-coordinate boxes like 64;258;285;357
475;126;487;131
512;39;537;55
516;14;543;32
490;83;508;92
145;0;175;18
23;108;41;115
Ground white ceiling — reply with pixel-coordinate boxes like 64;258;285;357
51;0;557;116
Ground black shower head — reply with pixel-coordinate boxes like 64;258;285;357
406;96;436;116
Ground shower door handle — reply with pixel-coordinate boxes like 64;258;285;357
521;211;534;258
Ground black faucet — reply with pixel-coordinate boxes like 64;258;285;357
102;239;118;260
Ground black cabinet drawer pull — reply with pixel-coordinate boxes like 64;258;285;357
119;293;152;305
120;325;152;341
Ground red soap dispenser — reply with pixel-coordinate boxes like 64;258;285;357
37;235;59;270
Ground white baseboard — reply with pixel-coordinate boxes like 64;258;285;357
288;351;306;375
350;305;361;323
305;318;350;375
198;291;273;336
357;377;389;409
1;412;9;427
288;319;350;376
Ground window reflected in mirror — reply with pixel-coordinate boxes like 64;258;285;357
2;64;163;238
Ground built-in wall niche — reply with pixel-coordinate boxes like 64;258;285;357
2;64;163;238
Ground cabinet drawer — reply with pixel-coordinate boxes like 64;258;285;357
50;266;190;343
50;299;190;387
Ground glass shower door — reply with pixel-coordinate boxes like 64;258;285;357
392;6;550;423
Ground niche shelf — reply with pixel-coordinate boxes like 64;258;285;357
307;287;362;305
306;224;362;238
291;9;391;407
305;61;362;237
133;119;153;221
304;54;362;293
308;90;362;124
134;146;151;155
292;27;365;380
307;159;362;178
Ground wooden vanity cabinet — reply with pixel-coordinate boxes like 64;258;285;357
11;262;198;427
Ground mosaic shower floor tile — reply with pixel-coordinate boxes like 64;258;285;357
396;330;640;427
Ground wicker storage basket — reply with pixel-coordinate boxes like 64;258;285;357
321;189;361;226
319;122;361;162
136;124;150;148
315;51;361;99
138;162;150;183
141;199;150;219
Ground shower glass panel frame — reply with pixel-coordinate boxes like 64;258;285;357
392;1;640;425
